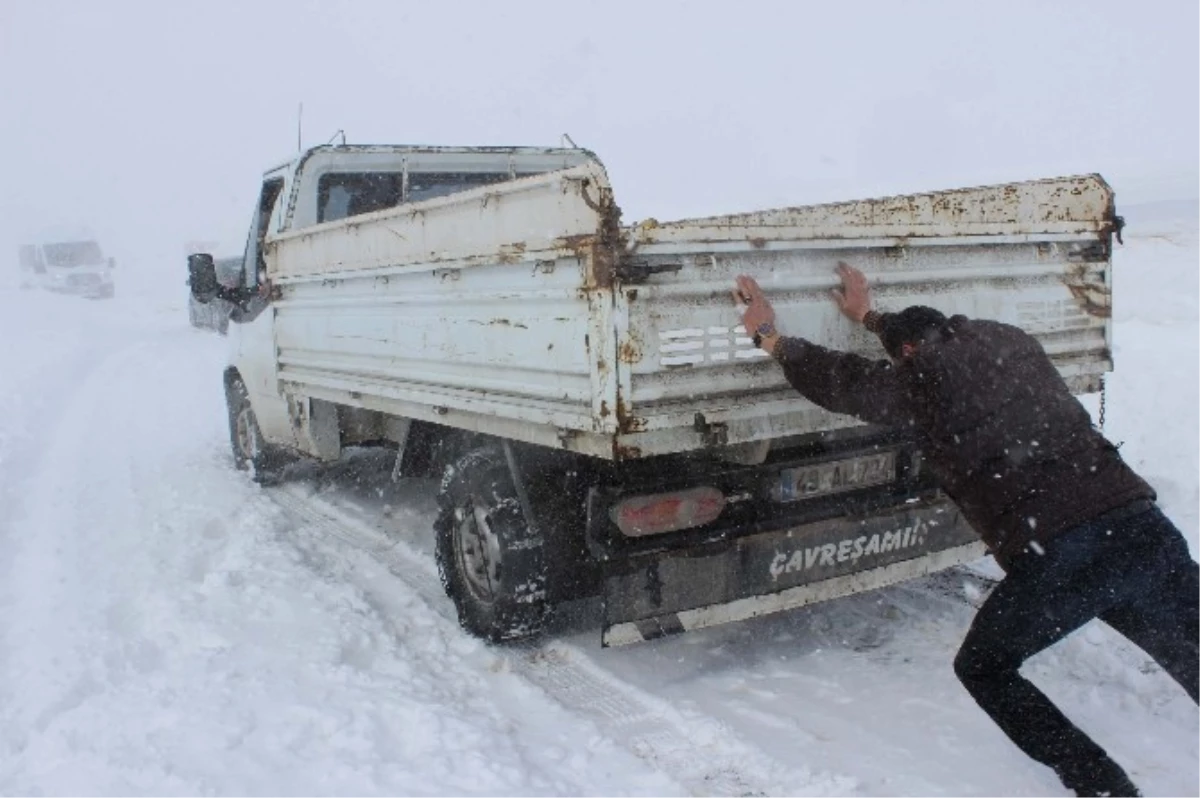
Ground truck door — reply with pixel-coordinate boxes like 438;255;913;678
242;178;285;291
232;178;295;447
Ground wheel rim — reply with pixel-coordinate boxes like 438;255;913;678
235;406;258;459
454;500;502;605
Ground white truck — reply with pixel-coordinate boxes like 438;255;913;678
19;238;116;299
188;144;1122;646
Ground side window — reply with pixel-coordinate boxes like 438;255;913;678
314;171;515;224
317;173;404;223
407;172;509;204
242;178;286;287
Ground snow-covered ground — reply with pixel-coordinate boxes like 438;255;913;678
0;202;1195;796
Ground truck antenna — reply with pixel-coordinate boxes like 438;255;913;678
297;103;304;153
562;132;578;148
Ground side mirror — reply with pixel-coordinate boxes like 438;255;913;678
108;257;116;270
188;253;219;303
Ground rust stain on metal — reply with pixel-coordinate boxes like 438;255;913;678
599;400;611;418
555;177;626;291
618;413;648;434
613;385;646;434
557;233;594;259
1063;263;1112;318
497;241;528;265
747;236;767;249
470;318;528;329
618;339;642;364
613;442;642;461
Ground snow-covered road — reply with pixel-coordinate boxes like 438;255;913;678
0;203;1195;796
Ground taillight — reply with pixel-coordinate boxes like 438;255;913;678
610;487;726;537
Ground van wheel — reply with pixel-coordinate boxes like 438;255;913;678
435;447;547;642
226;377;290;485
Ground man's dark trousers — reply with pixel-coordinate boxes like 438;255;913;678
954;502;1199;793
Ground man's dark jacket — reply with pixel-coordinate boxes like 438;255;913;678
774;314;1154;567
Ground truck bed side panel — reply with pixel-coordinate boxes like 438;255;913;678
267;163;622;451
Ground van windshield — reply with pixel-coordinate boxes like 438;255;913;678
43;241;104;267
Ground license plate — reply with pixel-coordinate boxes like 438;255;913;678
775;451;897;502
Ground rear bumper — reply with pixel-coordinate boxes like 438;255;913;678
601;497;983;645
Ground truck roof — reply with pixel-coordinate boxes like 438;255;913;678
264;144;598;177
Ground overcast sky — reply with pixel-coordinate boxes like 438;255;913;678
1;0;1195;282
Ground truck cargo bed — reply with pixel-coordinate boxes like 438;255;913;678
266;162;1118;460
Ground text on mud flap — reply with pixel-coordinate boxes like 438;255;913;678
769;521;930;581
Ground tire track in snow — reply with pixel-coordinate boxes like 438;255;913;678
272;483;856;797
0;339;155;754
2;323;691;795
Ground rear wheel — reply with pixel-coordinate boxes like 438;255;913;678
435;446;547;642
226;377;291;484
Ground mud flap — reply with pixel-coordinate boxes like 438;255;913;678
601;500;984;646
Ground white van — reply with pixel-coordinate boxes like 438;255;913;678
18;239;116;299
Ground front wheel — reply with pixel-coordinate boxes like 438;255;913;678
435;446;547;642
226;377;291;484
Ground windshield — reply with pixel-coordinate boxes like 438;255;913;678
42;241;104;268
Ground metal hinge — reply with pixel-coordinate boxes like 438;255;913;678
617;260;683;284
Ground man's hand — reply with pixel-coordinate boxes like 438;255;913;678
732;274;779;353
831;261;872;323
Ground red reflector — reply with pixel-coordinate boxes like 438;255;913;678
610;487;726;537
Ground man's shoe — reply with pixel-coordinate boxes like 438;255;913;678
1063;765;1141;797
1073;783;1141;798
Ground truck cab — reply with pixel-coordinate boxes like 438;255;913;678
194;144;596;454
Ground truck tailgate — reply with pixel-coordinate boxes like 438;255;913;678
611;175;1118;457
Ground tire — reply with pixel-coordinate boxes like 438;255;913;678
226;377;291;485
435;446;547;642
